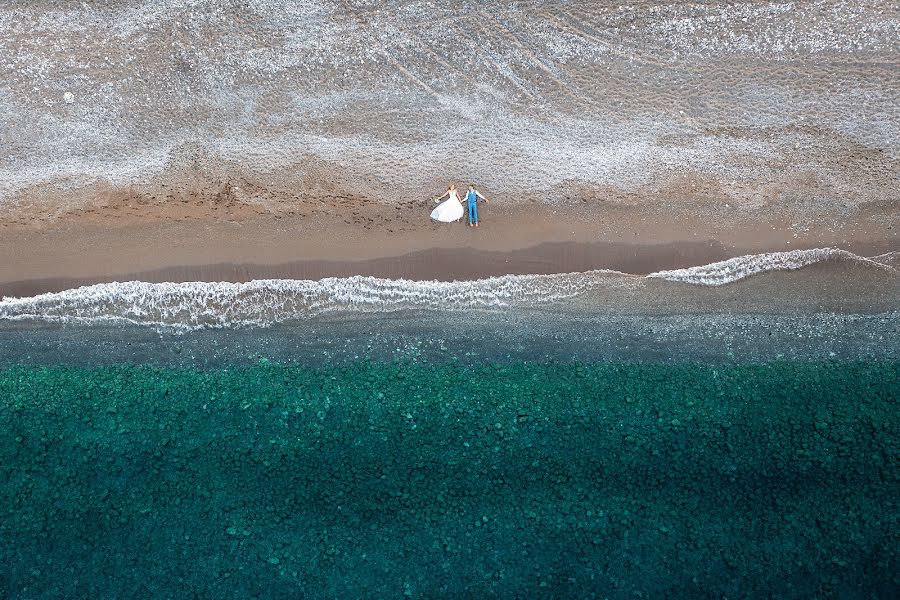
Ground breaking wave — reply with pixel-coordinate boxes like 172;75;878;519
0;271;639;331
648;248;896;286
0;249;894;331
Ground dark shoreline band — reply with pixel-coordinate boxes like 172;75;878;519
4;239;898;298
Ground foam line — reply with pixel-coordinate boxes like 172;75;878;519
1;249;894;330
647;248;896;286
0;271;638;331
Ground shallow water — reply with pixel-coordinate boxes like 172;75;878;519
1;250;899;596
2;360;898;598
2;273;900;598
2;249;897;332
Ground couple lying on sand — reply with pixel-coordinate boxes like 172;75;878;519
431;183;488;227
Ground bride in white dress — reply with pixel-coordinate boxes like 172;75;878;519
430;184;465;223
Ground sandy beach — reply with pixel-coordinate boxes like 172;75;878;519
1;0;897;298
1;191;897;297
2;2;899;598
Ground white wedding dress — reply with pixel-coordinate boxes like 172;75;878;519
430;190;464;223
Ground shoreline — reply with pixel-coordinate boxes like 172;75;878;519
2;237;898;298
1;201;897;296
0;240;727;297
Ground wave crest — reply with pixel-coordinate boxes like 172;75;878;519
0;271;638;330
647;248;895;286
1;249;894;330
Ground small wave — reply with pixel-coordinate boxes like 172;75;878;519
647;248;896;286
1;248;894;330
869;251;900;269
0;271;639;331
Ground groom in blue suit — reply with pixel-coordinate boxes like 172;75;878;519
464;184;488;228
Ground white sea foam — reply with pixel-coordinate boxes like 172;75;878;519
869;252;900;269
647;248;896;286
0;271;639;331
1;249;894;331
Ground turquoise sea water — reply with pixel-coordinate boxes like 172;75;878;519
1;255;899;597
2;357;898;598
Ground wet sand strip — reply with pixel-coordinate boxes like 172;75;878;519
0;240;731;297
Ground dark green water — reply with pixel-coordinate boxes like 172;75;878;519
2;360;898;598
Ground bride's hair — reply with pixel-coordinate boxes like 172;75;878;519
449;184;456;189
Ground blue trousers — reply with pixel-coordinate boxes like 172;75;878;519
467;201;478;224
